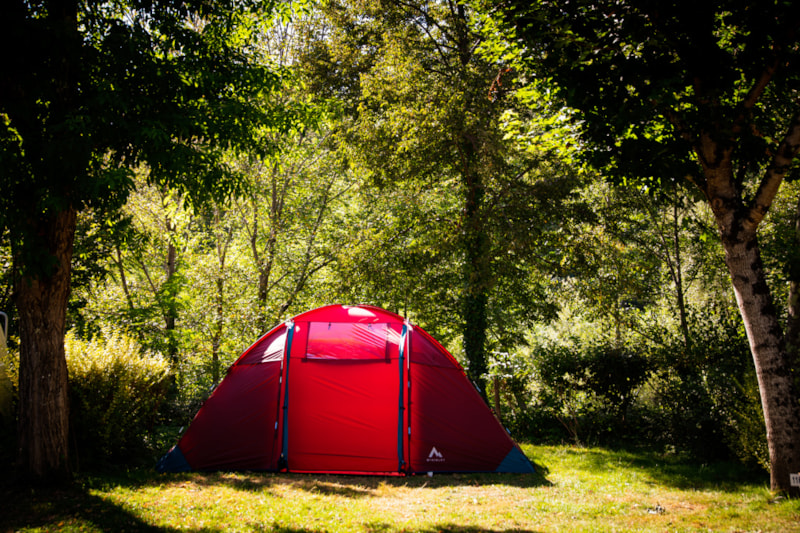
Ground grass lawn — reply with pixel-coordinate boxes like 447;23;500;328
2;444;798;532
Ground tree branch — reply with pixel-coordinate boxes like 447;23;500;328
747;108;800;231
731;53;780;136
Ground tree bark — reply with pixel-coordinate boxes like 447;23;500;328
493;375;503;420
211;273;223;384
461;156;490;399
721;230;800;494
699;135;800;494
671;201;691;348
692;108;800;493
164;239;178;363
15;207;77;483
211;207;231;385
113;241;135;310
453;3;491;401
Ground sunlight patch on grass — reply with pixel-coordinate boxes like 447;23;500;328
3;445;799;532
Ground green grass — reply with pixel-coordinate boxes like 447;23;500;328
2;445;799;532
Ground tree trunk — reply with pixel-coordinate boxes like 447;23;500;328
493;375;503;420
453;3;491;401
722;230;800;495
696;124;800;494
15;207;77;483
671;201;691;348
164;240;178;363
211;210;229;385
211;274;224;384
461;161;490;399
114;241;135;310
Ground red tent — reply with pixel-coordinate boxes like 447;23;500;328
157;304;534;475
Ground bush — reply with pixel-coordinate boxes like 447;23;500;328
66;328;171;466
722;372;769;470
0;328;16;467
645;308;767;468
486;350;534;434
530;340;652;444
0;327;14;429
642;369;728;460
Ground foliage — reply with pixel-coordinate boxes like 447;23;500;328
645;307;767;467
299;0;578;394
528;339;651;444
486;349;535;435
65;329;171;466
725;375;770;471
0;0;296;260
3;0;798;481
0;324;14;429
0;328;172;465
519;292;766;470
0;0;304;479
488;0;800;184
232;125;347;330
487;0;800;491
73;133;348;416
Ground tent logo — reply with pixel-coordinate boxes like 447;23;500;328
427;446;445;463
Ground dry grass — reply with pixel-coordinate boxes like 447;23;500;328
2;444;799;532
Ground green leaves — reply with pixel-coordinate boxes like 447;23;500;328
494;0;800;188
65;327;171;462
0;0;308;299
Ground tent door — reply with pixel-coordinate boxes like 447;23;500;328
285;321;402;473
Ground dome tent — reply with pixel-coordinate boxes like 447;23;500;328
158;304;534;475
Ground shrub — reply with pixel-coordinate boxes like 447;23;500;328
486;350;534;434
66;328;171;466
530;340;652;444
0;328;16;467
0;328;14;428
645;308;767;468
722;372;769;470
643;369;728;459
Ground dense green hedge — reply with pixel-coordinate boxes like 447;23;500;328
493;310;767;470
65;329;171;466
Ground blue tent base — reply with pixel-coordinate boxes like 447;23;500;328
157;445;191;473
155;444;535;475
156;447;536;475
495;446;535;473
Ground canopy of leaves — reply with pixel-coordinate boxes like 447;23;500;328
491;0;800;189
0;0;298;272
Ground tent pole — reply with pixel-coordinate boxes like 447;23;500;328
397;322;408;472
279;320;295;471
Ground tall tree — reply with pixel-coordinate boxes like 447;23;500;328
238;129;344;332
303;0;569;397
0;0;293;482
493;0;800;493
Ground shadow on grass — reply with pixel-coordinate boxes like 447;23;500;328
135;450;552;498
361;523;542;533
0;475;336;533
0;483;175;532
0;473;548;533
0;454;551;531
154;462;552;499
557;445;768;491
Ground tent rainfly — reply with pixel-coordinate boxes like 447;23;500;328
157;304;534;475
